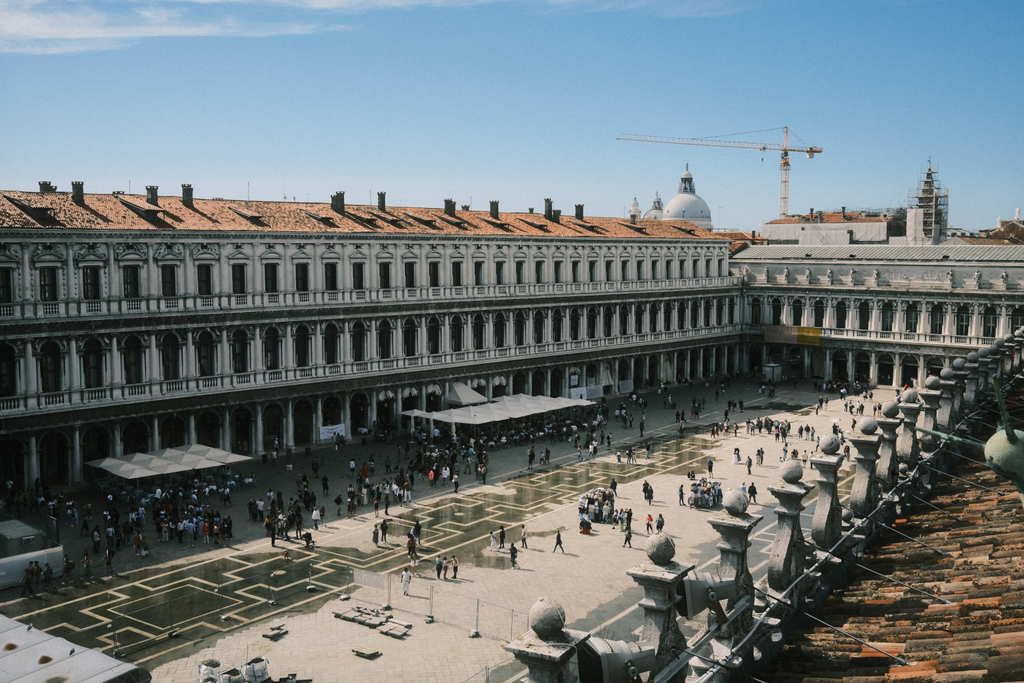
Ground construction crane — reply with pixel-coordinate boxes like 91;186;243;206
618;127;822;217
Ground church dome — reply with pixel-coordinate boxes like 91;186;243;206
661;169;712;229
643;191;664;220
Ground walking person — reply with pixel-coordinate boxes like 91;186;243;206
645;514;653;534
312;506;321;531
104;546;115;575
498;525;506;549
490;530;498;551
656;514;665;533
453;472;459;494
509;544;518;569
380;518;388;544
451;555;459;579
747;483;758;504
402;567;412;595
623;528;633;547
436;555;443;579
553;529;564;553
707;458;714;477
20;562;35;597
520;524;528;549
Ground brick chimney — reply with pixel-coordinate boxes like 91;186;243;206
544;198;553;221
444;199;456;217
182;184;194;209
331;191;345;214
841;206;847;220
38;181;56;193
489;201;499;219
71;181;84;206
146;186;159;206
377;192;386;212
575;204;584;220
630;214;637;225
461;204;470;211
552;209;561;224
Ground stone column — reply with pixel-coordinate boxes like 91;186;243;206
188;413;197;445
285;397;295;455
24;341;36;399
504;599;590;683
626;534;692;680
976;348;991;393
936;368;956;430
185;331;195;390
151;415;160;450
963;352;980;405
874;401;902;490
68;337;80;402
896;390;922;468
113;423;123;459
951;358;968;420
149;333;160;385
766;460;815;598
848;418;881;520
27;434;39;490
809;436;844;551
222;409;232;451
918;377;942;451
255;404;265;458
315;397;323;446
109;336;120;386
72;424;83;483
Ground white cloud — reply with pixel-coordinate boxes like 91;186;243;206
0;0;748;53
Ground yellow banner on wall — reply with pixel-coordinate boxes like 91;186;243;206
765;325;821;346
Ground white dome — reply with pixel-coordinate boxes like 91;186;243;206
661;170;712;229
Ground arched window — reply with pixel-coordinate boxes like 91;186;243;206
813;300;825;328
82;338;104;388
472;314;485;350
750;298;761;325
905;303;919;333
294;325;310;367
858;301;870;330
691;301;700;328
323;324;339;365
493;313;507;348
619;305;629;336
634;305;644;334
603;306;614;337
983;306;998;338
264;327;281;369
587;307;598;339
955;305;971;337
351;322;367;361
552;310;564;342
715;300;724;327
1012;307;1024;332
771;298;782;326
792;299;803;326
196;331;216;376
929;304;945;335
514;312;527;346
122;336;143;384
881;302;894;332
728;298;735;325
450;316;464;352
427;317;441;355
650;303;659;333
161;333;180;380
678;301;687;329
533;311;545;344
835;301;847;329
403;318;418;357
663;303;672;331
231;329;249;372
0;343;17;396
377;320;393;359
570;308;581;341
705;300;714;327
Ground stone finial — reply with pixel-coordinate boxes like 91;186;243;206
964;353;981;405
940;367;955;380
924;375;941;390
767;462;815;595
902;388;919;403
857;417;878;435
952;358;966;370
809;451;844;550
723;488;749;516
881;400;900;419
529;599;566;639
780;459;804;483
646;533;676;566
820;435;841;455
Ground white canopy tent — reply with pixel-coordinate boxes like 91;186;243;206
446;381;489;406
403;393;595;429
87;446;252;480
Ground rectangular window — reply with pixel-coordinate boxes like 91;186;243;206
495;261;505;285
692;259;699;277
161;265;177;297
264;263;279;293
553;261;563;284
651;260;659;280
428;262;440;288
404;262;416;288
571;261;580;283
197;264;213;296
323;262;338;291
620;260;629;281
636;261;644;280
705;259;712;277
122;266;139;299
352;263;365;290
0;268;12;303
378;262;392;289
451;261;463;287
534;261;544;284
39;267;59;301
678;259;685;278
295;262;309;292
474;261;484;286
664;260;672;279
82;266;101;300
605;260;613;281
231;264;247;294
515;261;525;285
588;260;597;282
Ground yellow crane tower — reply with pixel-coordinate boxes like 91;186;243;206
618;127;822;218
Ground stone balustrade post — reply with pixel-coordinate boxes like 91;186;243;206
964;352;980;406
874;401;902;490
706;490;762;637
976;348;992;394
849;417;882;521
937;368;956;431
1013;328;1024;374
990;340;1005;380
896;389;922;468
951;358;968;422
1003;334;1016;375
766;460;815;599
504;599;589;683
626;534;692;680
918;377;943;451
809;436;844;552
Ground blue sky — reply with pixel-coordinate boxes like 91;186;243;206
1;0;1021;231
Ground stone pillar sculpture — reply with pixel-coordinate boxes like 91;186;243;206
964;351;980;406
504;599;590;683
896;389;922;468
918;376;943;451
874;401;902;490
809;436;844;552
951;358;968;421
1003;334;1016;375
976;348;992;394
707;490;762;637
936;368;956;431
626;534;692;680
1013;328;1024;374
848;417;882;520
766;460;815;598
990;340;1005;381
